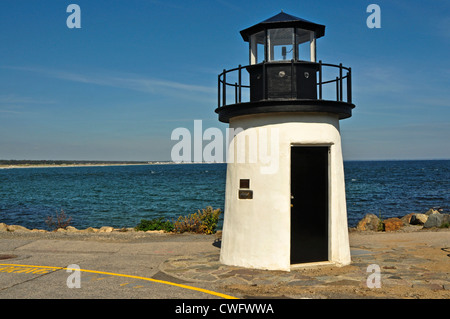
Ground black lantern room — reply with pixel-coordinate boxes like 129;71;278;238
215;11;355;123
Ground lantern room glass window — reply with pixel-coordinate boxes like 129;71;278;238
248;27;316;64
296;28;314;61
249;31;265;64
268;28;294;61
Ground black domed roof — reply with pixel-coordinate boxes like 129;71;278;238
240;11;326;42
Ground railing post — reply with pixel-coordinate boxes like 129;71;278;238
339;63;343;102
218;74;221;107
318;60;322;99
347;68;352;104
336;76;339;101
262;62;266;100
222;69;226;107
235;82;238;104
238;65;242;103
291;59;294;99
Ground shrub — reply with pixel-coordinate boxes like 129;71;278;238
135;217;174;232
45;209;72;231
377;211;385;231
198;206;222;234
173;213;203;233
173;206;222;234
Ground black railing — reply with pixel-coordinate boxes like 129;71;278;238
218;64;250;107
217;61;352;108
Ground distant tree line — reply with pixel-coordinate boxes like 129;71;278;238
0;160;150;165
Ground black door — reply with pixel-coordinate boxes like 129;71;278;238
290;146;329;264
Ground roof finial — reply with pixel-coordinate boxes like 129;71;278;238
281;9;283;13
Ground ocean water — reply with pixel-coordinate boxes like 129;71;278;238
0;160;448;230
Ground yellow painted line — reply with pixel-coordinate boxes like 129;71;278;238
0;263;237;299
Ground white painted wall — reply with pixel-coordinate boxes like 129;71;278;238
220;112;351;271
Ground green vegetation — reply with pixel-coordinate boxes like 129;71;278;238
173;206;222;234
440;222;450;228
377;211;385;232
135;217;174;232
135;206;222;234
41;206;222;234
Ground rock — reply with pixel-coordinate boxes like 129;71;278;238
425;208;440;215
117;228;135;232
0;223;8;232
66;226;79;232
145;230;164;234
56;228;67;232
31;229;47;233
82;227;99;233
410;213;428;225
383;218;403;231
444;214;450;225
400;213;415;225
356;214;381;231
423;213;448;228
7;225;30;232
99;226;114;233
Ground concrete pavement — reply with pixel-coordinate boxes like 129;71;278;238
0;231;231;299
0;227;449;299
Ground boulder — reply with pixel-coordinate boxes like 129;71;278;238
31;229;47;233
410;213;428;225
383;218;403;231
145;230;164;234
0;223;7;232
82;227;99;233
65;226;79;232
400;213;415;225
356;213;381;231
425;208;440;215
7;225;30;232
99;226;114;233
423;213;449;228
443;214;450;227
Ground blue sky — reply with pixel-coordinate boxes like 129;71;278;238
0;0;449;161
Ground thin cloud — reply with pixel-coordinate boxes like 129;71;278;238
0;109;25;114
0;94;56;105
0;94;54;115
1;65;216;97
355;66;409;94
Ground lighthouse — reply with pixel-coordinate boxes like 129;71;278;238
215;12;355;271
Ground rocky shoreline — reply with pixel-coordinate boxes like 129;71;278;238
1;208;448;236
352;208;450;232
0;223;164;234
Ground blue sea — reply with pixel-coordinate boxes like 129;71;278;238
0;160;448;230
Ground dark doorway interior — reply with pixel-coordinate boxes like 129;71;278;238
290;146;329;264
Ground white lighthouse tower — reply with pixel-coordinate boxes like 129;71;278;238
215;12;355;271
